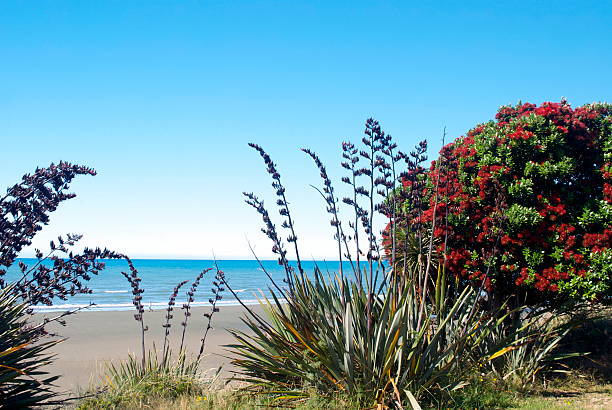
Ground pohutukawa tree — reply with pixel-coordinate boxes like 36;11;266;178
395;100;611;307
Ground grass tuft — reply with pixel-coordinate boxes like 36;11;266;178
77;352;212;409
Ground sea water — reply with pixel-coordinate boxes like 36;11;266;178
4;259;351;312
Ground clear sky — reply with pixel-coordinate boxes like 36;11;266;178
1;1;610;259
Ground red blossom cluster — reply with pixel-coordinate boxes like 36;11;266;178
391;100;611;304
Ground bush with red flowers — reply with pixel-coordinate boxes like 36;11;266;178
401;100;611;306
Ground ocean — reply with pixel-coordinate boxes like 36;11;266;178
5;259;348;312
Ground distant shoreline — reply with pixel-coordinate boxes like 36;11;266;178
9;259;323;312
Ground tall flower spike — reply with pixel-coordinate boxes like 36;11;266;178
399;140;428;245
377;132;403;278
121;257;147;369
341;141;368;284
248;143;305;283
162;279;189;366
302;148;356;281
179;268;212;353
361;118;387;338
197;267;225;362
243;192;294;290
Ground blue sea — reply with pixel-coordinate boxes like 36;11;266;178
5;259;348;312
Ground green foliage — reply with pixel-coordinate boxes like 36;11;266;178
446;378;516;409
229;270;575;408
401;101;612;305
79;387;368;410
558;249;612;300
0;286;60;408
506;204;544;230
228;266;523;408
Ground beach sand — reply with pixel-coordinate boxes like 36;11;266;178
35;304;261;395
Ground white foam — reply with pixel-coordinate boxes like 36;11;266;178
30;298;279;313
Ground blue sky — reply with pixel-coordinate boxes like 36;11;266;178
1;1;610;259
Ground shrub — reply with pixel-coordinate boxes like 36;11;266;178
396;101;611;306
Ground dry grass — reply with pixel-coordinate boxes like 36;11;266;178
74;387;364;410
516;380;612;410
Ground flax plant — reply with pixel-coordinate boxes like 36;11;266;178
0;286;60;407
477;305;582;390
226;119;525;409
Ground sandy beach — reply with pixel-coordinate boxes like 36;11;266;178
36;304;261;395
